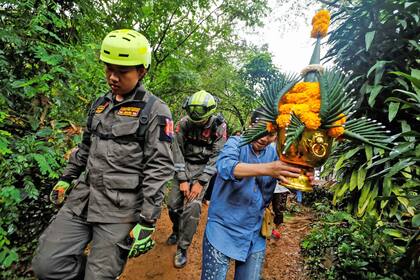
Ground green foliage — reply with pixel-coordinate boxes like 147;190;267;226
0;0;275;277
323;0;419;222
302;210;416;280
307;2;420;279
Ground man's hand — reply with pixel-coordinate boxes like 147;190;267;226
277;168;316;185
128;224;155;258
187;181;203;202
305;170;315;184
179;181;190;197
49;181;71;205
269;161;302;182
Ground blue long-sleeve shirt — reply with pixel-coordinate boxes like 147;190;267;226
205;136;278;261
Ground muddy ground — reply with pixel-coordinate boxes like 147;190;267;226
120;204;313;280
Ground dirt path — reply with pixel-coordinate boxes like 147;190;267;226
120;205;313;280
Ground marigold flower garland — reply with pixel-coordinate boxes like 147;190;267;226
276;82;321;130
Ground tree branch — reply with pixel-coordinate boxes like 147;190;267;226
153;6;179;59
154;1;226;67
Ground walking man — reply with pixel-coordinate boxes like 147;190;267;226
32;29;174;279
167;90;227;268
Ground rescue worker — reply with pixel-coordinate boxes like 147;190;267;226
167;90;227;268
32;29;174;279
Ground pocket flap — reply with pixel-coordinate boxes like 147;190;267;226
103;173;139;190
111;120;139;137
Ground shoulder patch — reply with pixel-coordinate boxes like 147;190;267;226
158;115;174;143
95;102;109;114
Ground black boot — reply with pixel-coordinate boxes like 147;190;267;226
174;247;187;268
166;232;178;245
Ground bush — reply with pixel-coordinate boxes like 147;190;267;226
301;210;417;280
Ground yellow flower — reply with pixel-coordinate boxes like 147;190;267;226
276;114;291;128
311;10;330;38
309;100;321;113
279;104;294;114
277;81;321;129
299;112;321;130
327;114;346;138
292;104;310;115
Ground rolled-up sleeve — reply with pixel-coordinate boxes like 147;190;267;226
216;136;242;181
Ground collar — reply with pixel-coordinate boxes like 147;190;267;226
104;82;147;103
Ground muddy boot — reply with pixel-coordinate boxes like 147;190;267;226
174;248;187;268
166;232;178;245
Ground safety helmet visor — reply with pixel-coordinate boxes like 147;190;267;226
186;105;210;121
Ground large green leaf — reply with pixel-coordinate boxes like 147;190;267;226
388;102;400;122
365;31;375;51
368;85;383;107
412;214;420;227
390;71;420;89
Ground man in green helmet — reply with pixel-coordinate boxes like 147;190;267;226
32;29;174;279
167;90;227;268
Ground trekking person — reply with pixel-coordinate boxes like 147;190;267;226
200;109;314;280
32;29;174;279
271;184;290;240
166;90;227;268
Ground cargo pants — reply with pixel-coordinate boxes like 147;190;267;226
167;165;209;250
32;206;134;280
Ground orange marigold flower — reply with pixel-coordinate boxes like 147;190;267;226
292;104;310;115
327;114;346;138
299;112;321;130
279;104;294;114
309;100;321;113
328;127;345;138
277;81;321;129
311;10;331;38
276;114;291;128
266;122;277;133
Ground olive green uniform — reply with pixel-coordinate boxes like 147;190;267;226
168;115;227;250
32;84;174;279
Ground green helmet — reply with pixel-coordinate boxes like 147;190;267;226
183;90;217;122
100;29;151;67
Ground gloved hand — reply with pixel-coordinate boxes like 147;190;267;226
49;181;71;205
128;223;155;258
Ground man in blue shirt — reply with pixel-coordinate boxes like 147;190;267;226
201;110;313;280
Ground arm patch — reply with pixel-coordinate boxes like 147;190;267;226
158;115;174;142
